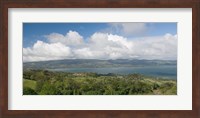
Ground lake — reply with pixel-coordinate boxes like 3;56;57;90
49;65;177;79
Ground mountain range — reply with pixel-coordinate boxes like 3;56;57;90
23;59;177;70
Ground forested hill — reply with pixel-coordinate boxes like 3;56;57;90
23;59;177;70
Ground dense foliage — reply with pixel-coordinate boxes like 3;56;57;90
23;70;177;95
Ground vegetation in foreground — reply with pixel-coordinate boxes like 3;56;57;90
23;70;177;95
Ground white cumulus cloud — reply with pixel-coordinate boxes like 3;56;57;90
45;30;84;46
129;33;177;60
23;31;177;62
23;40;72;62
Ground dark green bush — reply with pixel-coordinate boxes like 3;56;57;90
23;87;37;95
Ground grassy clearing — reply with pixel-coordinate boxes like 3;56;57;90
23;79;37;90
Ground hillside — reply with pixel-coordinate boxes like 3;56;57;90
23;70;177;95
23;59;177;70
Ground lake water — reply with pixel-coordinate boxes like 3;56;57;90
49;65;177;79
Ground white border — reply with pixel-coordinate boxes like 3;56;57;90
8;8;192;110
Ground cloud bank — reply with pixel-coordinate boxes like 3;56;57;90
23;30;177;62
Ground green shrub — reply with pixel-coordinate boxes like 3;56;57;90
23;87;37;95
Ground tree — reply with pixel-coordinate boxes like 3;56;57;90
23;87;37;95
39;82;60;95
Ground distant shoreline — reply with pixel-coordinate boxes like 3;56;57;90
24;69;177;80
23;59;177;80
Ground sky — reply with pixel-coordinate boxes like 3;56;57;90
23;23;177;62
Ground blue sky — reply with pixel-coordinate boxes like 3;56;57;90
23;23;177;62
23;23;177;48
